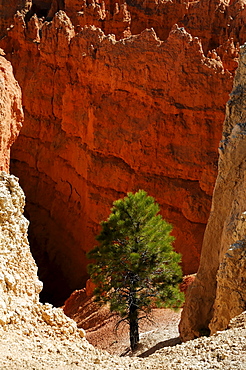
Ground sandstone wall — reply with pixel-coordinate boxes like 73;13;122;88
180;43;246;340
0;9;234;304
209;240;246;334
0;55;23;172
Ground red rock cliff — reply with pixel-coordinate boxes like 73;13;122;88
1;1;245;304
0;54;23;171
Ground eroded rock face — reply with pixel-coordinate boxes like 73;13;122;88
0;171;85;341
3;0;246;52
0;172;40;326
0;0;31;38
0;55;23;172
0;9;234;304
180;43;246;341
209;240;246;335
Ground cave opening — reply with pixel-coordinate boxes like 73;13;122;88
25;4;50;22
25;0;65;22
23;208;76;307
10;159;89;308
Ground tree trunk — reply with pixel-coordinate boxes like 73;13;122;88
129;301;139;351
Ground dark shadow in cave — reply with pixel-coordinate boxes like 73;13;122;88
24;209;74;307
25;0;65;23
25;4;49;23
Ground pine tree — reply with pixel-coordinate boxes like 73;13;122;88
87;190;184;351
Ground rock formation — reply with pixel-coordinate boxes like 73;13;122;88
0;5;236;304
0;171;40;326
0;28;245;369
0;52;86;347
2;0;246;305
3;0;246;55
0;171;86;339
0;55;23;172
180;43;246;341
209;240;246;334
0;0;31;38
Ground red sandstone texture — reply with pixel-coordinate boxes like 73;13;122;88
179;274;196;295
3;0;246;51
1;1;246;304
0;1;31;38
0;54;23;172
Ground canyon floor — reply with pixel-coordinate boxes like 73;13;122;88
86;308;181;357
0;310;245;369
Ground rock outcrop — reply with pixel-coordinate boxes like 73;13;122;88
0;55;23;172
0;171;86;340
0;171;40;326
180;43;246;341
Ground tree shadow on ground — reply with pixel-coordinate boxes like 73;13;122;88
138;336;181;358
